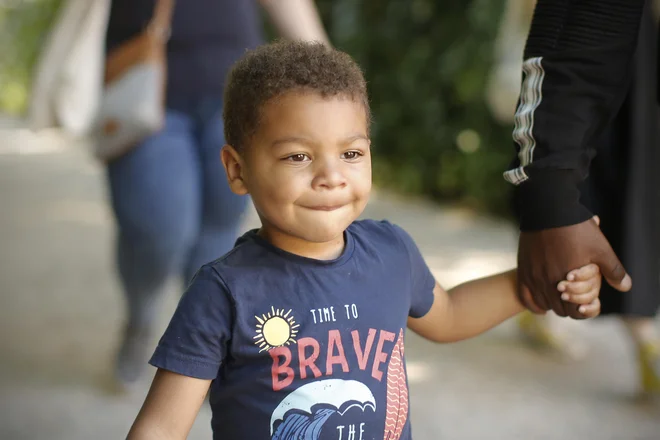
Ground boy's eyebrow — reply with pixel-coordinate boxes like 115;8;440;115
271;136;314;147
342;134;370;144
271;134;369;147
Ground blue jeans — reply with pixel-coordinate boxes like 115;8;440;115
107;101;248;328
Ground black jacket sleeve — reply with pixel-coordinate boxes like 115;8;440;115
504;0;646;231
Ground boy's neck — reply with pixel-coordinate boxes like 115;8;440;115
257;226;346;260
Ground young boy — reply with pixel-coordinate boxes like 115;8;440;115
127;41;602;440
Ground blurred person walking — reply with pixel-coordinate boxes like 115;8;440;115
102;0;329;389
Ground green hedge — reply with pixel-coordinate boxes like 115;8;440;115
314;0;515;216
0;0;63;115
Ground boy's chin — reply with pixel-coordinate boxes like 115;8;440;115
299;221;353;244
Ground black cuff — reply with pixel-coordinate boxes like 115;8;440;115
515;169;592;231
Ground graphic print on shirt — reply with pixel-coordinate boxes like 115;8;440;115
253;306;409;440
253;307;300;352
270;379;377;439
384;329;408;440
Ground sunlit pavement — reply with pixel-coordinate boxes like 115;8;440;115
1;129;658;439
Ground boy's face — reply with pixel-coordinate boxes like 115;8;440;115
223;91;371;245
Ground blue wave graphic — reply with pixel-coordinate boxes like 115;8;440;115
272;408;336;440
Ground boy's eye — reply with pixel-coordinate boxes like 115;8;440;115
342;150;362;160
285;154;310;162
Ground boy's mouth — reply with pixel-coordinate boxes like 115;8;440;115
305;204;345;212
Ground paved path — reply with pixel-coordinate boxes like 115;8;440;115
0;129;658;439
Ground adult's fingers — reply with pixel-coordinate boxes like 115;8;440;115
593;244;632;292
518;283;547;315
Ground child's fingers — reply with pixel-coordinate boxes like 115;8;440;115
558;278;598;295
577;299;601;318
566;263;600;282
561;289;598;305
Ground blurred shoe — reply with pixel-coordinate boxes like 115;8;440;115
517;311;586;360
638;341;660;395
114;324;153;391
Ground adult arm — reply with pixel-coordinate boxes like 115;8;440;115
259;0;330;46
506;0;641;316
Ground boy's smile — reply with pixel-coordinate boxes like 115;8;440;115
222;91;371;259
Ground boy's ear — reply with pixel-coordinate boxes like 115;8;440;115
221;145;249;195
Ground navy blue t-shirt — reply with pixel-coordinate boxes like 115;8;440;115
150;220;436;440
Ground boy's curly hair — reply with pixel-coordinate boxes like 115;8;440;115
223;40;370;151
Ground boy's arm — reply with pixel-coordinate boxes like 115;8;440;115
407;270;522;343
128;369;211;440
408;265;602;342
128;265;232;438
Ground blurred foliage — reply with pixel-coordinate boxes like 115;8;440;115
3;0;516;216
313;0;515;216
0;0;63;115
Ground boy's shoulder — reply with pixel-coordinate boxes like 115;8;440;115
348;219;416;252
348;219;408;243
188;233;273;298
205;229;270;271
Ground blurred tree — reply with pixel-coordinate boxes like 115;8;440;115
0;0;63;115
315;0;516;216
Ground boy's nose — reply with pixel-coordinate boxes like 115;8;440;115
312;159;347;190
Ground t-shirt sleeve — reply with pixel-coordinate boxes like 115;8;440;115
387;222;436;318
149;265;233;380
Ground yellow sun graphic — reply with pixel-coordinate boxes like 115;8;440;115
253;307;300;352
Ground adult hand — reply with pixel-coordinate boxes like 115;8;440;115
516;216;632;318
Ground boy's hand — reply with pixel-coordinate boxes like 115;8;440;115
556;263;602;318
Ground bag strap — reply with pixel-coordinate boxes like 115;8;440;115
147;0;175;40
